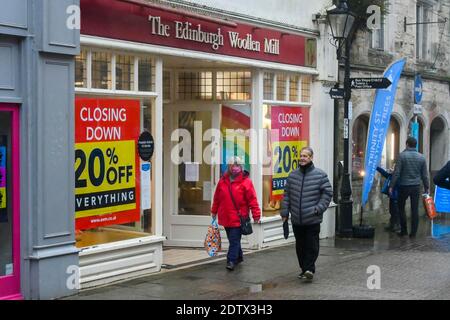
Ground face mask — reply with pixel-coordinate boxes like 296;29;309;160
231;166;242;175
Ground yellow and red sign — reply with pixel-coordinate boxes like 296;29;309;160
75;98;140;230
270;106;309;200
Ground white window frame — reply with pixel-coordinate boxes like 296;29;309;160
75;47;158;97
416;2;433;61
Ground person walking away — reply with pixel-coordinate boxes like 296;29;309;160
389;137;429;238
433;161;450;190
376;165;400;232
280;147;333;281
211;157;261;271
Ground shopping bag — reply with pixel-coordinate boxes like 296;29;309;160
204;217;222;257
422;194;437;219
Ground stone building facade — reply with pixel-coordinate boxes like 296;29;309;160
334;0;450;222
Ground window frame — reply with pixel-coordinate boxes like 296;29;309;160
75;47;158;97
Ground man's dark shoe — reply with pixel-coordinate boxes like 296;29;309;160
298;272;306;279
397;231;407;237
392;225;401;232
226;262;235;271
304;270;314;281
237;257;243;264
409;233;416;238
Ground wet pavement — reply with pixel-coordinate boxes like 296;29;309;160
66;214;450;300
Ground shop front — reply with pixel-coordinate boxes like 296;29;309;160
0;104;20;300
77;0;334;287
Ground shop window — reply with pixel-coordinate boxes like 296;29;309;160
0;113;13;277
276;74;287;101
178;72;213;100
301;75;311;103
116;55;135;91
138;58;155;92
289;75;299;102
91;51;112;89
163;71;171;101
261;104;310;217
75;49;87;88
75;98;155;248
263;73;274;100
216;71;251;100
352;115;369;179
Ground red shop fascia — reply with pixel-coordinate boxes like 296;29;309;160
80;0;317;68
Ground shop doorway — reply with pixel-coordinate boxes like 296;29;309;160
0;104;21;300
164;104;221;247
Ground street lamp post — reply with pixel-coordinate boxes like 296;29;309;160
327;0;356;237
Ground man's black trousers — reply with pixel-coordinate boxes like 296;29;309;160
292;223;320;274
397;185;421;236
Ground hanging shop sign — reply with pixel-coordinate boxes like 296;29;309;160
75;98;141;230
80;0;316;67
138;131;155;161
270;106;310;200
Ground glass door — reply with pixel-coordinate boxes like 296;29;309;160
0;104;21;300
164;104;221;247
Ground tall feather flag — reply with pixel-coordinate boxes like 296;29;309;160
361;58;406;207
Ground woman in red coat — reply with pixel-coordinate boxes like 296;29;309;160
211;157;261;271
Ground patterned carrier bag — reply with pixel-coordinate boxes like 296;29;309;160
204;217;222;257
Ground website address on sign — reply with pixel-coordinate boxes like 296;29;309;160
90;216;117;224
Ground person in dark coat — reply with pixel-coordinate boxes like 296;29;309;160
389;137;429;238
280;147;333;281
376;165;400;232
211;156;261;271
433;161;450;190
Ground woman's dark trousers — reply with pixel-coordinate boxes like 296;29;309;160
292;223;320;274
225;227;243;264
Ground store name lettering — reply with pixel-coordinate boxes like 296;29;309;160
148;15;280;55
80;107;127;141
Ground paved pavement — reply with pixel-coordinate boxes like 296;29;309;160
66;215;450;300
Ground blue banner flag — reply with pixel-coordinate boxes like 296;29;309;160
361;58;406;207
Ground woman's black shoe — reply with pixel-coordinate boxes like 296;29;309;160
226;262;235;271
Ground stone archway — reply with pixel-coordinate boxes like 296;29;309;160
430;116;449;193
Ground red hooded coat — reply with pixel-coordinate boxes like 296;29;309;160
211;171;261;228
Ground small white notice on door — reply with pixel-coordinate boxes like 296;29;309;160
141;163;151;210
203;181;212;201
185;162;199;182
5;263;13;276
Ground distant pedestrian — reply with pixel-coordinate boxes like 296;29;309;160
433;161;450;190
376;165;400;232
280;147;333;281
211;156;261;271
389;137;429;238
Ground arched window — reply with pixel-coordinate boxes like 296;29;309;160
352;115;369;179
383;117;400;170
430;116;449;193
408;117;424;154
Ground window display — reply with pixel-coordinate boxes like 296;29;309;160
262;105;310;217
75;98;154;247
